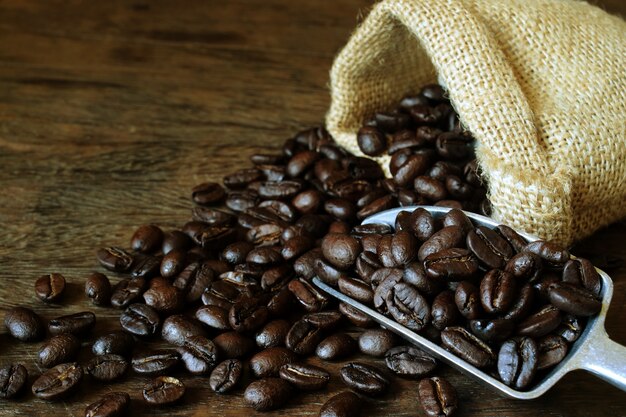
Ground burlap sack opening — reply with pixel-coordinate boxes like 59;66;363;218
326;0;626;246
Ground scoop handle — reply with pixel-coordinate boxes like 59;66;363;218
579;329;626;392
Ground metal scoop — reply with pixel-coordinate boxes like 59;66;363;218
312;206;626;399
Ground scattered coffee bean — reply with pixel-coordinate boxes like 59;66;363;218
142;376;185;405
132;350;180;375
279;363;330;391
385;346;437;378
4;306;45;342
38;333;81;368
358;329;397;357
339;362;389;395
31;362;83;400
84;392;130;417
244;378;292;411
131;224;164;253
417;376;458;417
316;333;357;360
250;347;298;378
86;354;129;381
34;273;66;302
0;364;28;399
92;331;135;357
319;391;362;417
48;311;96;336
209;359;243;394
85;272;112;306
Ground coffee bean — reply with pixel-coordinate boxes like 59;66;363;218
357;126;387;156
469;318;514;342
440;327;495;368
414;176;447;201
132;350;180;375
86;354;129;381
279;363;330;391
84;272;112;306
161;314;208;346
4;306;45;342
505;252;543;282
160;249;187;278
556;315;583;343
178;335;218;374
130;224;164;254
34;273;66;302
467;226;513;269
192;182;226;205
0;364;28;399
418;226;465;262
424;248;479;281
175;262;215;303
394;154;430;187
523;241;570;266
96;247;134;272
372;268;404;311
537;335;568;370
385;282;430;331
142;376;185;405
322;233;360;270
38;333;80;368
92;331;135;357
517;305;562;338
120;303;160;337
339;362;389;395
213;331;255;359
288;278;329;312
503;283;535;322
111;277;146;308
358;329;397;357
339;302;375;328
314;257;347;286
244;378;293;411
195;305;230;331
143;283;183;314
286;319;325;355
480;269;516;314
256;319;291;349
319;391;362;417
48;311;96;336
417;376;458;417
208;359;242;394
409;208;437;241
496;224;528;253
84;392;130;417
562;258;602;296
229;296;269;332
443;209;473;234
32;362;83;400
303;311;343;330
454;281;483;320
385;346;437;378
316;333;357;360
338;276;373;304
431;290;459;330
497;337;538;389
548;282;601;316
162;231;192;255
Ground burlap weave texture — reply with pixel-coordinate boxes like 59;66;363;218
326;0;626;246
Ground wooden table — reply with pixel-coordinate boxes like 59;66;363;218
1;1;624;416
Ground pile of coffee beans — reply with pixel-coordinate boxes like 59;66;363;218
0;84;602;416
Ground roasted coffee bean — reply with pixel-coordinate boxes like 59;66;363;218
245;246;282;266
120;303;160;337
394;154;430;187
192;182;226;205
247;223;283;246
322;233;360;270
209;359;242;394
441;327;495;368
178;335;218;375
532;271;562;303
424;247;479;281
229;297;269;332
202;280;239;309
403;261;444;296
417;376;458;417
34;273;66;302
443;209;473;234
292;189;324;214
414;176;447;201
469;318;514;342
467;226;513;269
356;251;382;281
374;111;410;132
223;168;263;189
523;241;570;266
195;305;230;331
431;290;459;330
556;315;583;343
288;278;329;312
31;362;83;400
319;391;362;417
339;303;375;328
409;208;437;241
357;126;387;156
131;224;164;253
385;346;437;378
279;363;330;391
503;283;535;323
419;226;465;262
371;268;404;311
244;377;293;411
250;347;298;378
324;198;356;222
340;362;389;395
92;331;135;357
356;194;396;220
256;319;291;348
314;257;347;287
38;333;80;368
358;329;397;357
97;247;134;272
174;262;214;303
385;282;430;331
160;249;187;278
497;337;538;389
258;200;297;223
286;150;319;178
338;276;374;305
505;252;543;282
288;317;329;354
517;305;562;338
111;277;146;308
161;314;208;346
49;311;95;336
303;311;343;330
132;350;180;375
537;335;568;369
84;392;130;417
261;265;294;292
454;281;483;320
226;190;259;212
0;364;28;399
267;286;295;317
549;282;601;316
213;331;255;358
162;231;192;255
86;354;129;381
562;258;601;296
389;230;418;266
495;224;528;253
4;306;45;342
142;376;185;405
221;241;254;265
192;207;235;226
316;333;357;360
480;269;516;314
143;283;183;314
84;272;112;306
292;248;322;280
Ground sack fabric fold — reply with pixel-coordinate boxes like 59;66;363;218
326;0;626;246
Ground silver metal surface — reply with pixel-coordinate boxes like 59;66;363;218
313;205;626;399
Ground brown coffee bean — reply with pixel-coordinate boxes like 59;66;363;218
96;247;134;272
357;126;387;156
161;314;208;346
417;376;458;417
4;306;45;342
431;290;459;330
467;226;514;269
441;327;495;368
497;337;538;389
339;302;375;328
209;359;242;394
34;273;66;302
338;276;374;305
86;354;129;381
120;303;160;337
424;248;479;281
548;282;601;316
0;364;28;399
92;331;135;357
409;207;438;241
244;378;293;411
339;362;389;395
418;226;465;262
229;297;269;332
537;335;568;370
286;319;324;355
143;283;183;314
84;392;130;417
469;318;514;342
111;277;146;308
178;335;218;375
316;333;357;360
192;182;226;205
32;362;83;400
132;350;180;375
84;272;112;306
49;311;96;336
288;278;329;312
322;233;361;270
279;363;330;391
195;305;231;331
358;329;397;357
256;319;291;349
562;258;602;296
38;333;80;368
517;305;562;338
160;249;187;278
130;224;164;253
454;281;483;320
523;240;570;266
385;346;437;378
213;331;255;359
142;376;185;405
480;269;516;314
319;391;362;417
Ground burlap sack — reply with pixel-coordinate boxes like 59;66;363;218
326;0;626;246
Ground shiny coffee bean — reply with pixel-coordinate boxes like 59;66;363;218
548;282;601;316
467;226;513;269
418;226;465;262
213;331;255;359
537;335;568;370
288;278;329;312
142;376;185;405
523;241;570;266
195;305;230;331
192;182;226;205
229;297;269;332
162;230;192;255
562;258;601;296
131;224;164;253
286;319;324;355
322;233;361;270
86;354;129;381
279;363;330;391
84;392;130;417
0;364;28;399
143;283;183;314
503;284;535;322
440;327;495;368
338;276;374;305
303;311;344;330
497;337;538;389
178;335;218;375
4;306;45;342
111;277;146;308
357;126;387;156
385;282;430;331
372;268;405;311
556;315;583;343
319;391;362;417
223;168;263;189
38;333;80;368
469;318;514;342
49;311;96;336
31;362;83;400
517;305;562;338
409;208;437;241
96;247;134;272
385;346;437;378
417;376;458;417
250;347;298;378
256;319;291;349
92;331;135;357
316;333;357;360
358;329;397;357
160;249;187;278
454;281;483;320
339;362;389;395
244;378;293;411
85;272;112;306
132;350;180;375
480;269;516;314
120;303;160;337
431;290;459;330
161;314;207;346
314;257;347;286
424;248;479;281
443;209;473;234
209;359;242;394
505;252;543;282
339;302;375;328
34;273;66;302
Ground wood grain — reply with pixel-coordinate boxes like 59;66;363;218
0;1;624;416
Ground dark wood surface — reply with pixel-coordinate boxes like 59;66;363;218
0;1;625;416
